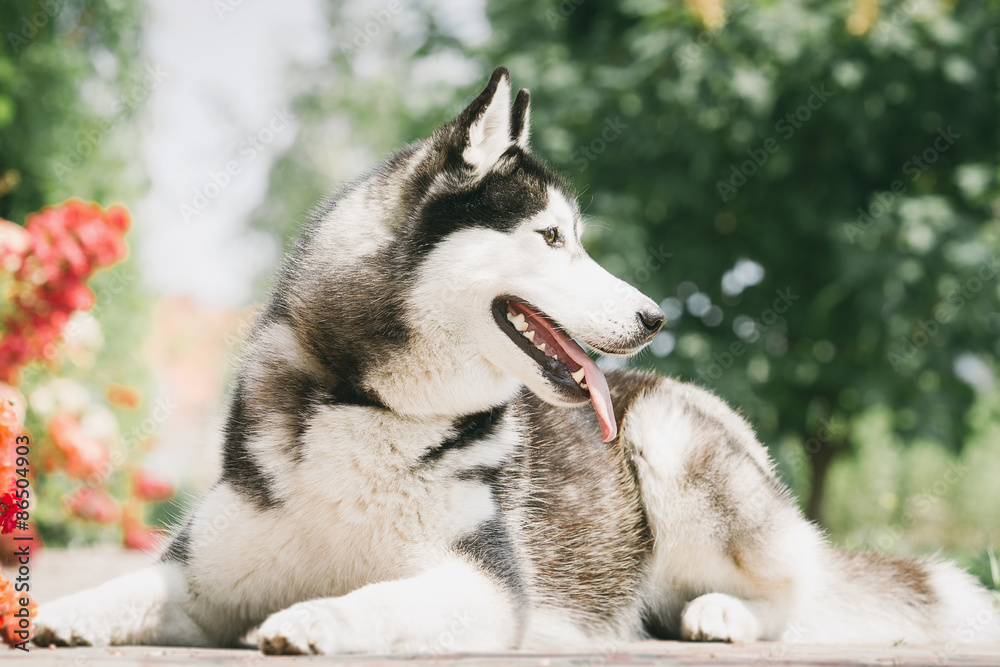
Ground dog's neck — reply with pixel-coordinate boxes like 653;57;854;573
362;329;524;419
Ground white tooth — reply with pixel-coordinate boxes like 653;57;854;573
581;382;588;390
523;330;535;342
535;343;546;353
508;313;527;332
571;368;585;384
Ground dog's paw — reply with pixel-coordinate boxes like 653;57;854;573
34;599;110;648
258;601;347;655
680;593;761;643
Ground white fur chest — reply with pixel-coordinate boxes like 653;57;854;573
262;404;515;585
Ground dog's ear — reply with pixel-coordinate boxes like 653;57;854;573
510;88;530;150
450;66;513;173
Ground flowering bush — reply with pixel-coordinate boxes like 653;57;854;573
0;200;175;572
0;200;128;385
47;412;110;480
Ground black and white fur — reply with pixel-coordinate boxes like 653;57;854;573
35;68;998;654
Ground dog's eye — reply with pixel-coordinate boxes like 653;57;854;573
539;227;562;247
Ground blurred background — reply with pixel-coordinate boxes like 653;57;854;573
0;0;998;589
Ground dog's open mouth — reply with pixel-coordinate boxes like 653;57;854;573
492;297;617;442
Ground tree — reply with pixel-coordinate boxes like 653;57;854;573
1;0;146;221
249;0;1000;525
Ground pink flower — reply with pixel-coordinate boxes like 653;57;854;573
130;468;175;502
65;487;118;524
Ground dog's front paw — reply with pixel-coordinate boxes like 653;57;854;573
258;601;347;655
34;598;110;647
680;593;761;643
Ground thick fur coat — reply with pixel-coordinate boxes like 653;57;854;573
35;68;999;655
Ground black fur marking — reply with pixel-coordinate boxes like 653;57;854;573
419;405;507;465
510;89;530;143
161;521;192;564
260;360;381;464
282;255;411;388
220;380;280;510
456;464;504;487
406;150;572;260
454;517;527;610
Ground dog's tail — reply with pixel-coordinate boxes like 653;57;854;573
797;548;1000;647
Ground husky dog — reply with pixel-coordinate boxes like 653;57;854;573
35;68;998;654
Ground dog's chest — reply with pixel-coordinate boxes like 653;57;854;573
273;404;518;582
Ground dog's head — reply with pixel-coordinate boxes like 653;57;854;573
390;67;664;441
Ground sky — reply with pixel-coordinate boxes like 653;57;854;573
135;0;329;307
132;0;490;308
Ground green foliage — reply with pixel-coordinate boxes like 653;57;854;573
2;0;160;546
0;0;146;220
249;0;1000;561
479;0;1000;483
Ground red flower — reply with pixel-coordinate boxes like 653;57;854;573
122;506;164;552
130;468;175;502
0;399;19;492
65;487;118;524
0;492;17;534
106;383;142;410
47;413;108;480
0;399;23;535
0;200;130;384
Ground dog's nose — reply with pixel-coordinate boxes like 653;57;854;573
638;307;666;339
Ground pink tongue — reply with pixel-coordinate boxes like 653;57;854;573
561;342;617;443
